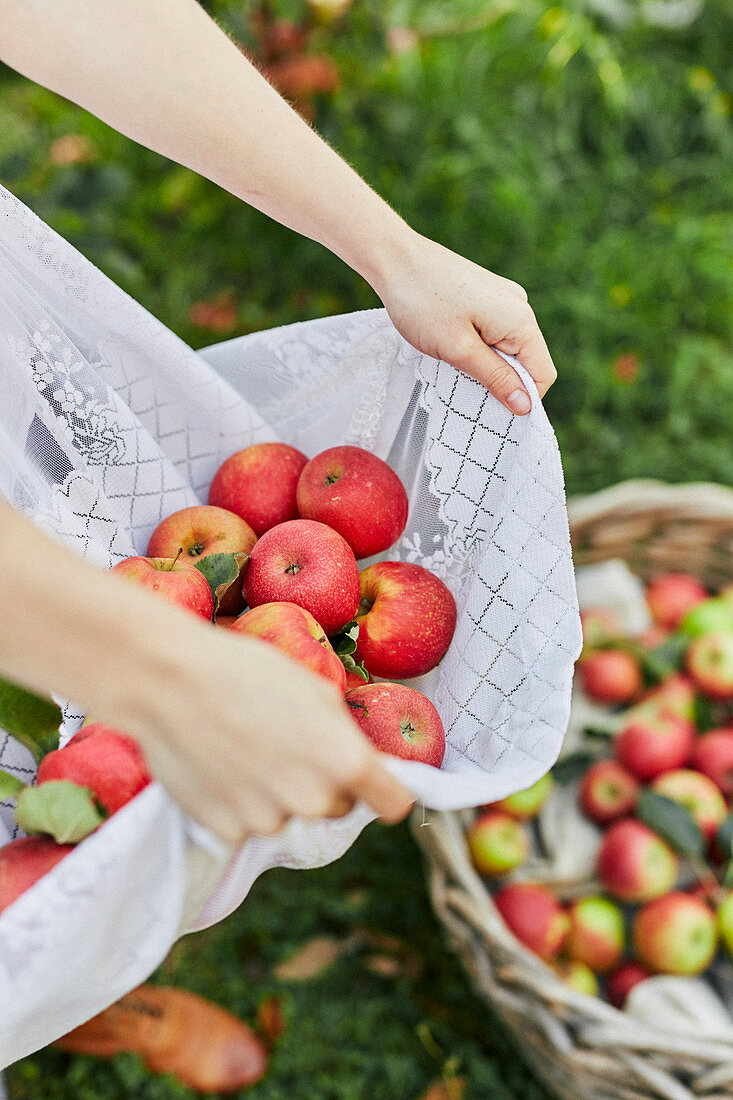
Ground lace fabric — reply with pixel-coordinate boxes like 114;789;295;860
0;182;581;1063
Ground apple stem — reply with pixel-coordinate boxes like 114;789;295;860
166;548;184;571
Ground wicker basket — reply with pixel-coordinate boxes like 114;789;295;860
413;479;733;1100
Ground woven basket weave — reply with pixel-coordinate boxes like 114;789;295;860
413;479;733;1100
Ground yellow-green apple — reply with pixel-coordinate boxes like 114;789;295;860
490;772;554;820
686;632;733;700
651;769;727;840
681;597;733;637
111;556;214;620
493;883;570;958
566;896;625;973
632;892;718;975
578;650;642;706
345;682;445;767
243;519;359;636
614;712;695;781
645;573;707;630
354;561;456;679
36;722;152;817
465;810;530;875
208;442;308;537
692;728;733;796
579;608;623;657
579;760;640;825
229;602;346;692
296;445;409;559
0;836;74;915
597;819;678;902
605;962;650;1008
717;891;733;960
344;666;370;692
146;504;256;615
550;960;599;997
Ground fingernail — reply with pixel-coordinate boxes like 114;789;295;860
507;389;532;415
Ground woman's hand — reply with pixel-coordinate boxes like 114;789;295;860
116;623;415;846
375;231;557;416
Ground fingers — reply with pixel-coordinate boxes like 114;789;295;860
451;326;533;415
493;310;557;400
347;758;415;825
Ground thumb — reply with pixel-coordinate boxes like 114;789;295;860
450;327;532;415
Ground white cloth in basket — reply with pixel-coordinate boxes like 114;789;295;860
0;182;581;1065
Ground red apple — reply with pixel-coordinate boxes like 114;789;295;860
354;561;456;680
493;883;570;959
614;712;695;781
645;573;707;630
465;810;530;876
208;442;308;537
550;959;600;997
345;682;445;767
651;769;728;840
296;445;408;559
36;723;152;816
243;519;359;636
146;504;256;615
637;673;698;723
578;650;643;706
637;625;671;650
566;896;625;973
579;760;640;825
597;820;678;902
491;773;554;820
686;632;733;700
632;892;718;975
229;602;346;692
0;836;74;915
605;962;650;1009
111;556;214;620
692;728;733;796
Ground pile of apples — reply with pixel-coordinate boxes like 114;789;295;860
467;571;733;1008
1;442;458;917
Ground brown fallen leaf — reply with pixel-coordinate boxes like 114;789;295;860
273;936;351;981
256;995;286;1047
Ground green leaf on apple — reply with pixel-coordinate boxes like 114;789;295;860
0;768;26;801
717;813;733;862
724;859;733;890
340;653;369;682
550;750;599;784
692;693;716;734
0;675;62;762
15;779;106;844
637;788;705;858
193;552;248;615
329;619;359;656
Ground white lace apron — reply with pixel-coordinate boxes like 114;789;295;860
0;182;581;1064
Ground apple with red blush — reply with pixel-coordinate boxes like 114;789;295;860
692;728;733;797
578;650;642;706
645;573;707;630
0;836;75;915
550;959;599;997
36;722;152;817
147;504;256;615
493;883;570;959
686;631;733;700
354;561;456;680
296;445;408;559
229;602;346;692
244;519;360;636
208;442;308;536
651;769;727;840
345;682;445;768
614;711;695;781
579;607;623;656
605;962;650;1009
491;772;554;820
632;892;718;975
111;555;214;620
579;760;639;825
566;895;625;973
344;666;370;692
597;819;678;902
466;810;530;876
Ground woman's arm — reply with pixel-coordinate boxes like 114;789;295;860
0;499;413;843
0;0;555;414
